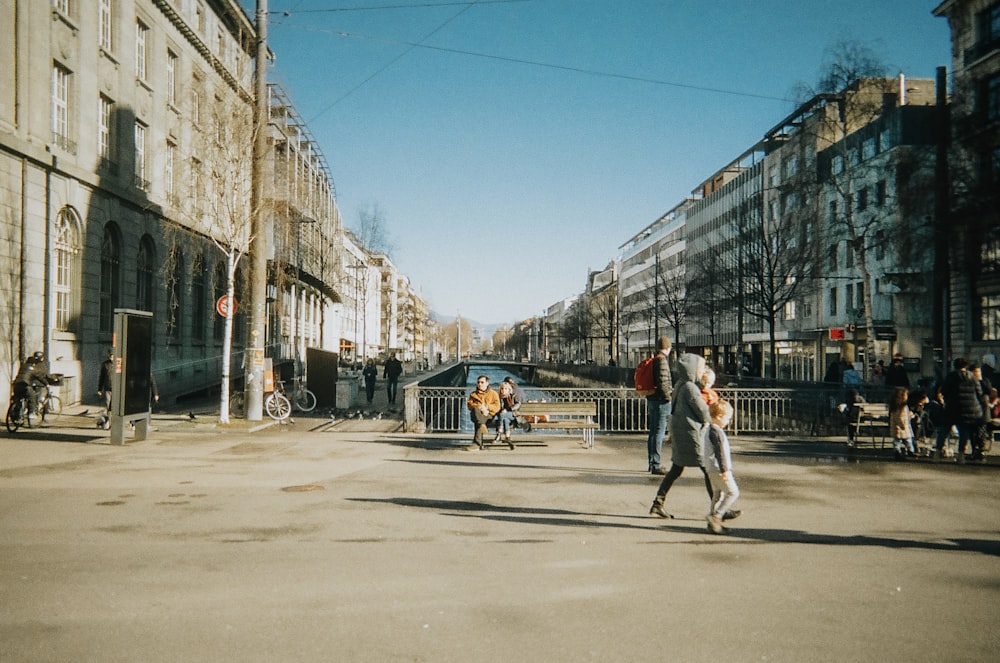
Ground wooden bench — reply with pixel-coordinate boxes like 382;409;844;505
849;402;889;448
516;401;598;449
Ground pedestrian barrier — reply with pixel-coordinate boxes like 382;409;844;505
404;385;843;436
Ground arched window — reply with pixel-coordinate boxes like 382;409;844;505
167;249;184;342
54;207;81;331
191;254;206;341
136;235;156;312
99;223;120;334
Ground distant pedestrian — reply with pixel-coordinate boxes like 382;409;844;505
383;353;403;404
889;387;916;459
97;351;114;428
941;358;984;464
703;399;741;534
884;353;910;389
645;337;673;475
362;359;377;405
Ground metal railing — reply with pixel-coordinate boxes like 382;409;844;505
403;384;850;436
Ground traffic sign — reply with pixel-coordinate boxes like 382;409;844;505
216;295;237;317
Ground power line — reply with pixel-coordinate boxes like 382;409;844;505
301;2;483;123
279;23;793;123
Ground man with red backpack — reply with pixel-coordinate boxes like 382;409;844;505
643;337;673;474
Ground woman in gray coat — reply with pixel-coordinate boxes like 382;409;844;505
649;353;714;519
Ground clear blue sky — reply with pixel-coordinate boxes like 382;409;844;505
244;0;950;326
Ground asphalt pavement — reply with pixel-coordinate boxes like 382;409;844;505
1;396;999;662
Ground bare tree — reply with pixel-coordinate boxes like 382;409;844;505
353;203;395;256
171;96;255;423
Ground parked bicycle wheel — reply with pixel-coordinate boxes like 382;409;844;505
292;387;317;412
229;391;246;418
264;392;291;420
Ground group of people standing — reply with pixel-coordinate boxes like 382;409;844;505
885;357;998;463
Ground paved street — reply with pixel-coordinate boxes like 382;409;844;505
1;408;999;662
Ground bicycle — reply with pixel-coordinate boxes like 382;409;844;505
289;377;317;413
38;385;62;424
228;385;291;421
5;393;33;433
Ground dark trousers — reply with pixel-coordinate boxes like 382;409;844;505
652;464;713;504
365;380;375;403
386;378;399;403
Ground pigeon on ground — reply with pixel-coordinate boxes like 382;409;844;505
188;412;196;420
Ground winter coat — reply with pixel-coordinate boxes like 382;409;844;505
649;350;673;403
702;423;733;474
890;404;913;439
467;387;501;418
942;370;984;425
668;353;711;467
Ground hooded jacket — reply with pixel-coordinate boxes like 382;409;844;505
668;353;711;467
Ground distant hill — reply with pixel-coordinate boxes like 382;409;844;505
429;310;497;335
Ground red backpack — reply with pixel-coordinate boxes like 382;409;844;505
634;355;657;396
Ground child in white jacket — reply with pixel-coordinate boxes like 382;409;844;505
703;399;741;534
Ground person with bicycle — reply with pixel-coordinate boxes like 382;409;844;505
13;351;51;415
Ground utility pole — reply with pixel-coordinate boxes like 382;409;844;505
245;0;268;420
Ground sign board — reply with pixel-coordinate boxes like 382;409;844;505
216;295;237;317
829;328;845;340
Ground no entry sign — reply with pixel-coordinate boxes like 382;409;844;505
216;295;237;317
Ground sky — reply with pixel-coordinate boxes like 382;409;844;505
241;0;951;326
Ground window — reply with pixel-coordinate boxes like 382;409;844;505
977;3;1000;43
166;51;177;106
165;141;176;199
829;244;838;270
98;94;114;164
830;154;844;175
879;128;891;151
875;230;886;261
862;136;877;160
858;188;868;212
984;74;1000;122
196;1;206;33
828;200;838;226
876;180;887;206
846;284;854;314
99;0;113;52
51;63;71;150
191;255;206;342
134;121;147;190
979;294;1000;341
135;20;148;80
785;156;798;178
54;208;80;331
136;236;155;312
856;281;865;310
190;157;202;211
53;0;70;15
784;301;796;320
191;77;202;124
99;224;120;334
829;287;838;316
